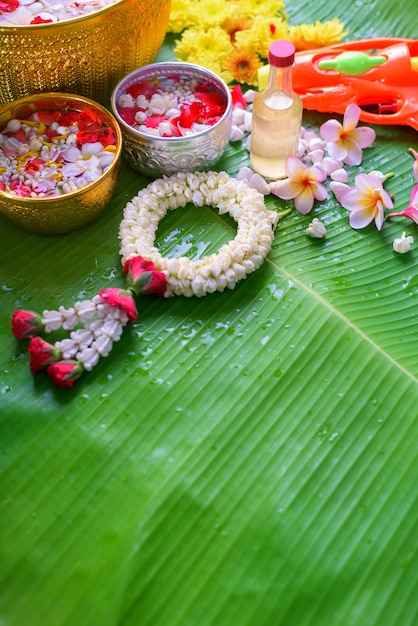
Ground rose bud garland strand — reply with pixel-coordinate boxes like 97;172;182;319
11;258;168;388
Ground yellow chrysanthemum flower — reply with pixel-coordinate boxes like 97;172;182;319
232;0;287;20
223;16;253;42
288;18;348;51
167;0;198;33
222;46;264;86
174;26;234;62
234;15;289;59
194;0;234;29
185;51;234;84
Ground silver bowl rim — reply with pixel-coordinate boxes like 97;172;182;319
110;61;233;144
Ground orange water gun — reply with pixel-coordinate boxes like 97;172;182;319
291;38;418;130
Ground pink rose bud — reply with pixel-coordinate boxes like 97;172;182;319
46;360;84;389
124;256;167;297
98;287;138;323
28;336;61;373
11;309;43;340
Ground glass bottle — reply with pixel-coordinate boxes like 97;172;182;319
250;40;303;180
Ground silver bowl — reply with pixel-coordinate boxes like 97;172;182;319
111;62;233;178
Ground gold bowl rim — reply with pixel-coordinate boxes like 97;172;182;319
0;92;122;205
111;62;233;144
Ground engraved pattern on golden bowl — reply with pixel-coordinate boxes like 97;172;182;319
0;93;122;235
0;0;171;106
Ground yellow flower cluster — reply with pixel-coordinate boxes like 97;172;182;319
168;0;348;86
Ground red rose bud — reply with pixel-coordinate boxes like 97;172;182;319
124;256;167;297
98;287;138;323
11;309;43;340
28;336;61;373
46;360;84;389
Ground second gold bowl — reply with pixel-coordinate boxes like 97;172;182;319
0;93;122;235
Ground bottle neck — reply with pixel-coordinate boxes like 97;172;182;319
267;64;294;94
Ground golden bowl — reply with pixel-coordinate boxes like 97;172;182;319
0;92;122;235
0;0;171;106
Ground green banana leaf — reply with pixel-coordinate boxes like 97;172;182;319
1;2;418;625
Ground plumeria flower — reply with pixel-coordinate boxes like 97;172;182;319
269;156;328;214
409;148;418;182
393;232;414;254
339;172;393;230
320;103;376;166
386;183;418;225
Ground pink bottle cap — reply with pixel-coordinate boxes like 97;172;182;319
268;40;296;67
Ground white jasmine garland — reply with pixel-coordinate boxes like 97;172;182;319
119;171;279;298
43;294;130;371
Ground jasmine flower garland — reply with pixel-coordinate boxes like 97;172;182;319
119;171;279;297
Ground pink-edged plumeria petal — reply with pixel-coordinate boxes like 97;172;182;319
294;185;315;214
337;135;363;166
351;125;376;149
330;180;350;203
326;139;351;162
319;118;342;143
409;148;418;182
342;103;361;131
310;180;328;202
410;182;418;205
353;173;380;196
269;178;302;200
305;163;326;182
285;156;306;181
349;206;377;229
340;187;364;211
372;186;393;210
374;201;385;231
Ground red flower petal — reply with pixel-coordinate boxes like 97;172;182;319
77;108;102;132
98;288;138;323
144;115;169;129
126;81;159;99
124;256;167;297
46;360;84;388
28;336;61;373
58;110;80;126
119;107;140;126
230;84;247;109
0;0;19;13
179;102;203;128
11;310;43;340
37;109;61;125
30;16;53;24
